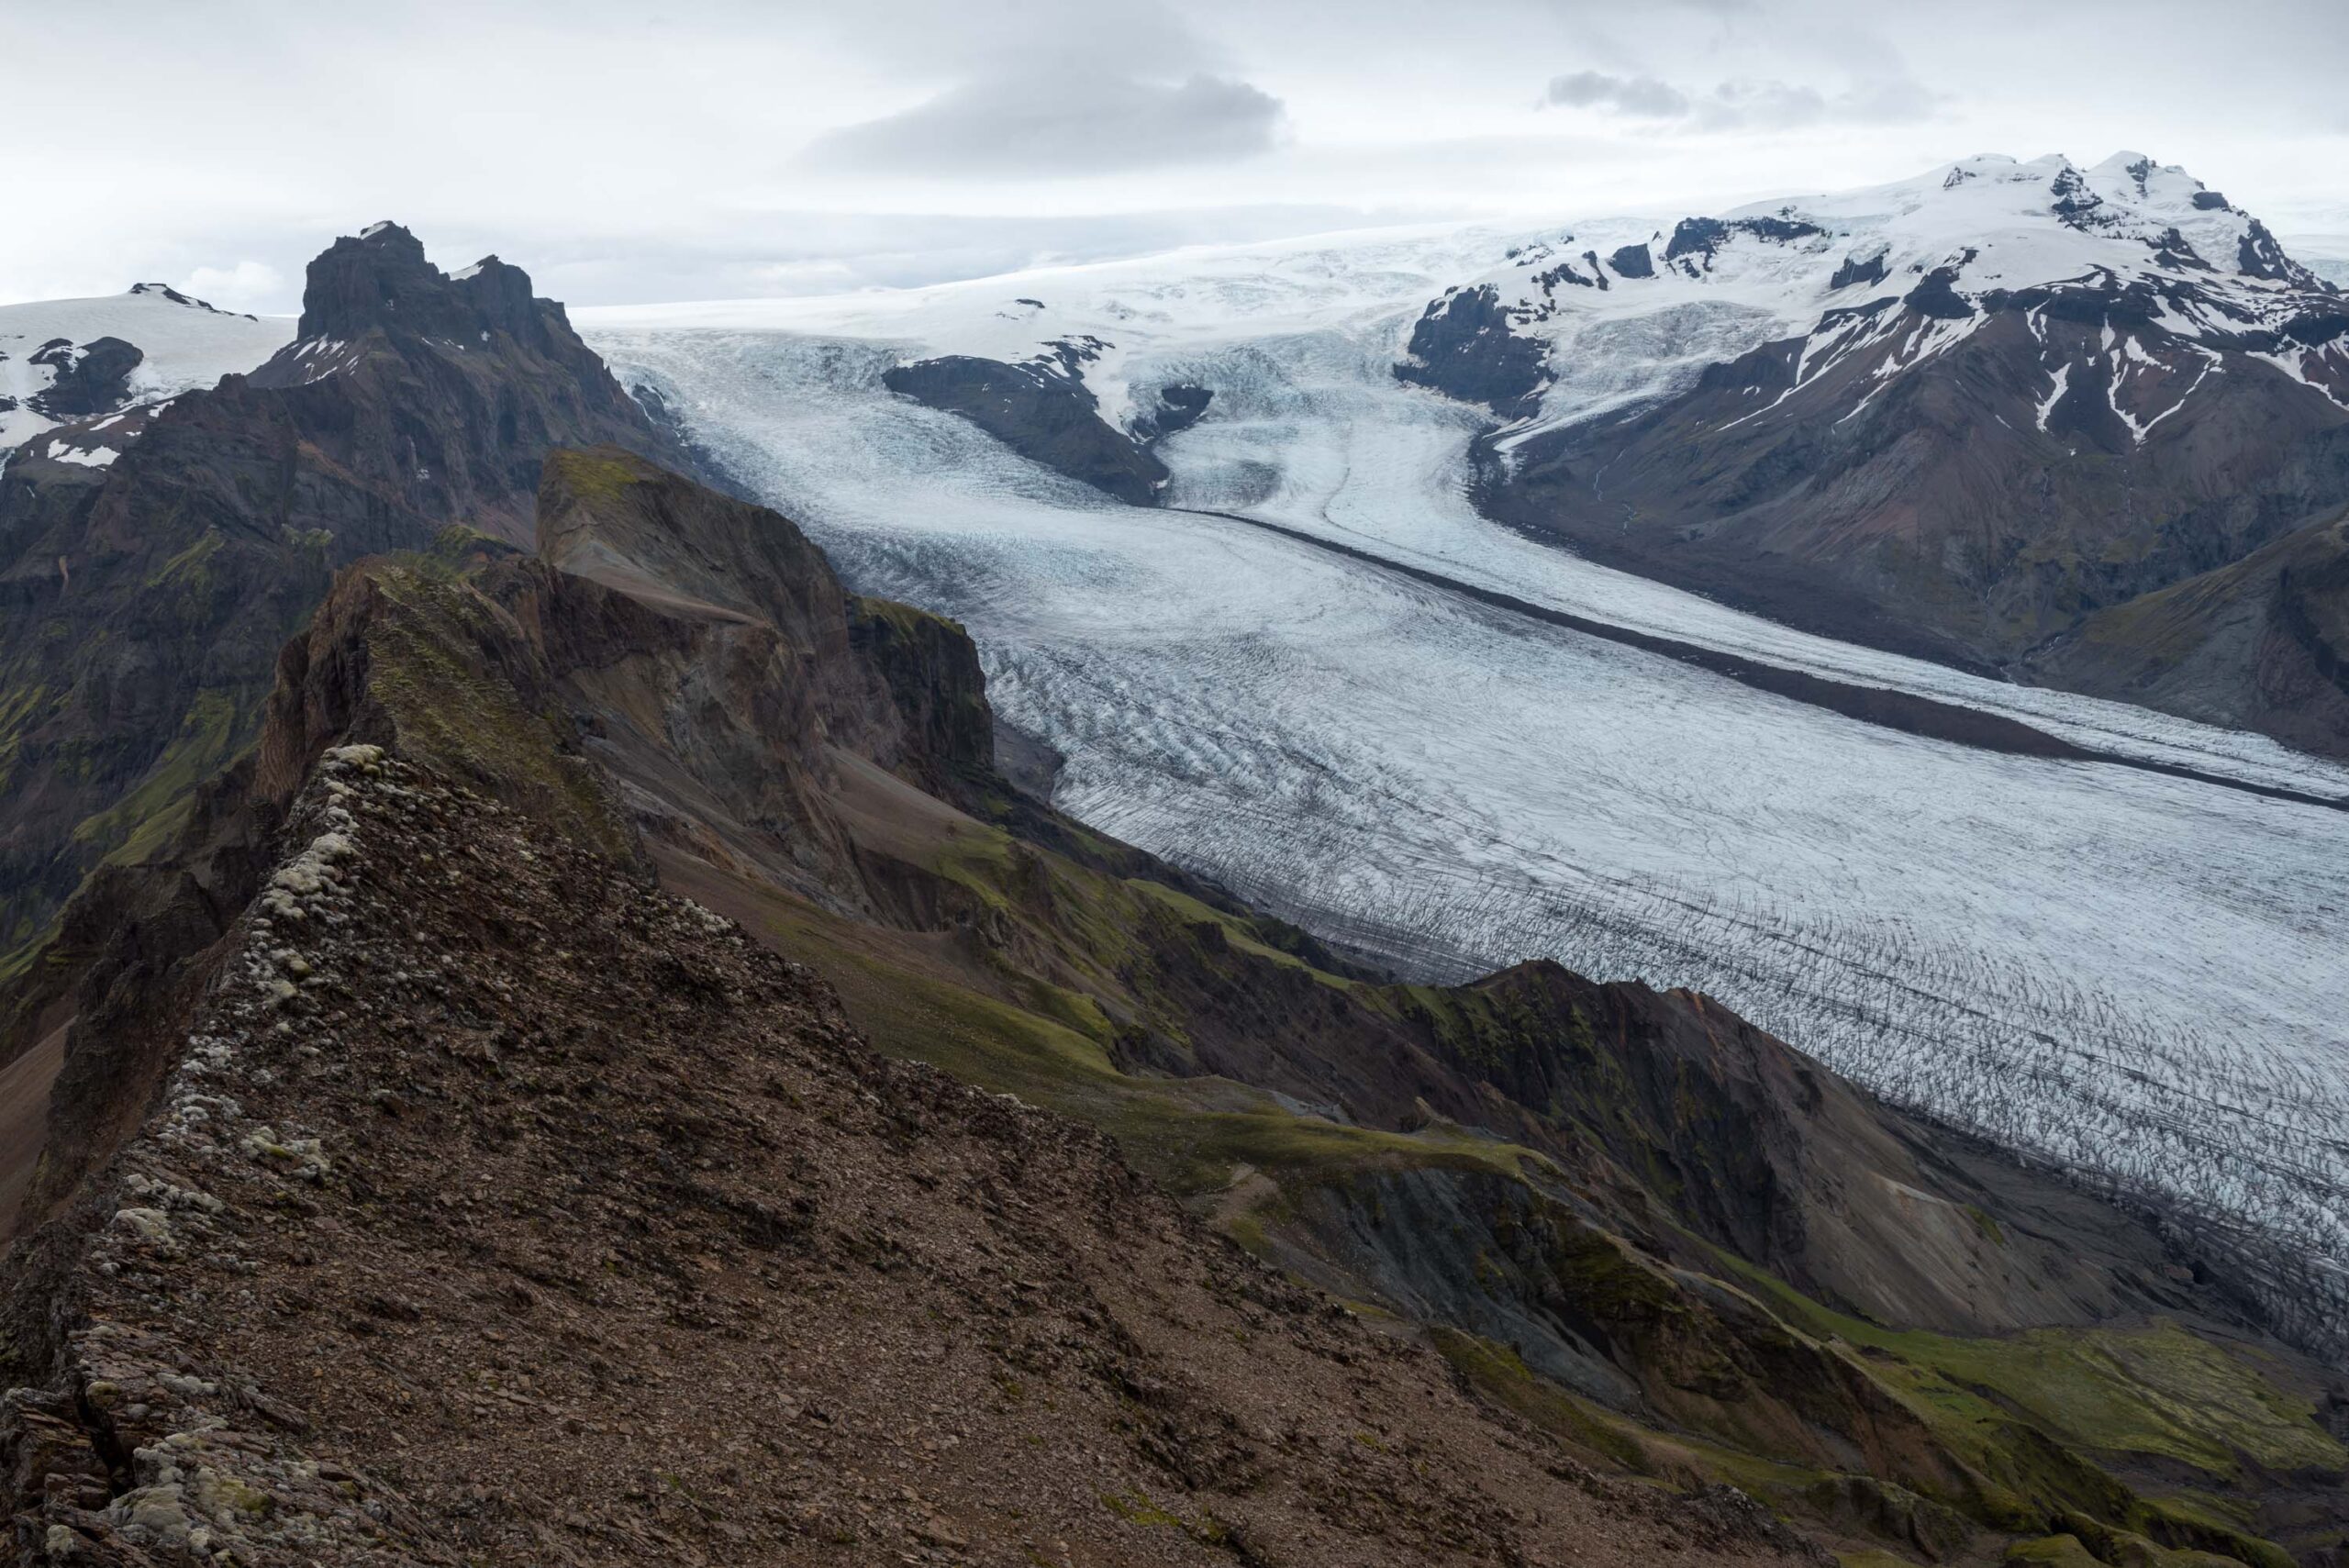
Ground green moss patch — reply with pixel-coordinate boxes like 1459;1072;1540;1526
69;687;248;864
543;447;649;504
361;562;631;860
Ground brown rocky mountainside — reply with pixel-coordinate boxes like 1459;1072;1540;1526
4;448;2342;1568
2030;508;2349;756
0;746;1813;1567
1477;285;2349;689
0;223;696;969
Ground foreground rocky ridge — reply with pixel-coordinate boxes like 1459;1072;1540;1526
4;450;2341;1567
1;746;1820;1567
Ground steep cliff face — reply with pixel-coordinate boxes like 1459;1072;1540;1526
0;226;695;969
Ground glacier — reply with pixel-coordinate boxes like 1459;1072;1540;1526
576;188;2349;1309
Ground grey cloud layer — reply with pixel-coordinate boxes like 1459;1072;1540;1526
802;73;1287;174
1542;69;1934;128
1542;72;1691;117
7;0;2349;308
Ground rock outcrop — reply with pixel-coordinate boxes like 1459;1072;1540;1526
0;225;696;968
0;745;1827;1568
882;354;1168;504
1395;284;1551;416
23;337;143;421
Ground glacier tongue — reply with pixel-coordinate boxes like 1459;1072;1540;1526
568;154;2349;1310
583;302;2349;1288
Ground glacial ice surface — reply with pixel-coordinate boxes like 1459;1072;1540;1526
583;302;2349;1285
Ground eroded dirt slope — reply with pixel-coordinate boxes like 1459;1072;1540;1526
0;746;1816;1567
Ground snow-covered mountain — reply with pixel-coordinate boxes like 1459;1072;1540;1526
1404;150;2338;434
617;152;2341;459
1434;155;2349;693
628;151;2346;751
0;284;291;461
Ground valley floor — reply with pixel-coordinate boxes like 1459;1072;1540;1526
584;317;2349;1310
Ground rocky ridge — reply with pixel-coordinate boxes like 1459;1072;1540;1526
0;754;1827;1566
6;446;2339;1566
0;224;695;970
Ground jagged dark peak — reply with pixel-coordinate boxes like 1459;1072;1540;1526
294;221;561;350
2047;161;2105;223
2239;216;2325;289
126;281;250;318
1663;213;1827;267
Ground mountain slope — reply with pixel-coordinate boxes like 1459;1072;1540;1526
2031;508;2349;754
0;225;696;972
1;744;1825;1568
1433;153;2349;695
6;449;2338;1567
586;296;2349;1353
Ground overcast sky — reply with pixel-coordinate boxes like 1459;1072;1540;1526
8;0;2349;310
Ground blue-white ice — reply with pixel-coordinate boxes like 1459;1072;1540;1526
582;295;2349;1287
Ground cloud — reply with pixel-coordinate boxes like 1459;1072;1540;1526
1542;67;1936;129
1542;72;1690;117
178;261;285;307
800;72;1286;176
529;204;1450;306
1694;75;1935;129
789;0;1227;83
